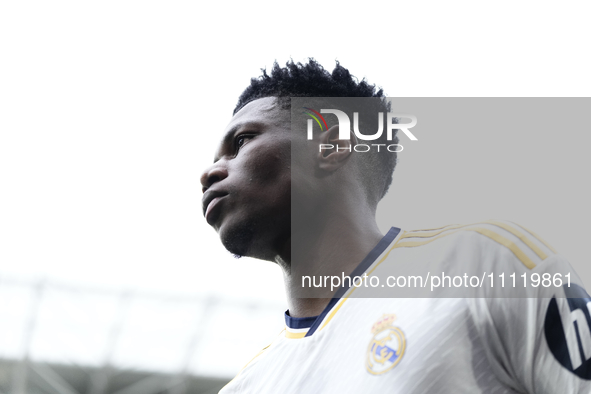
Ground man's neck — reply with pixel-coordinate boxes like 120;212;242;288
279;204;384;318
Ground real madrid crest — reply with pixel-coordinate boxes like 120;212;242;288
366;314;406;375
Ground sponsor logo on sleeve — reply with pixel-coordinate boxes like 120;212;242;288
545;284;591;379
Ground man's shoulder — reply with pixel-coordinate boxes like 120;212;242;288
218;330;286;394
395;220;557;268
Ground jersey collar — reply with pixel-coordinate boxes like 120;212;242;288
284;227;401;339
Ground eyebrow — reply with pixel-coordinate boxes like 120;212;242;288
213;121;265;163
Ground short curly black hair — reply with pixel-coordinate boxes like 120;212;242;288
234;59;398;205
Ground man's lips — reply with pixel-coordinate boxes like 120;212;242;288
202;190;228;224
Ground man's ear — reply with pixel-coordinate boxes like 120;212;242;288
317;125;356;172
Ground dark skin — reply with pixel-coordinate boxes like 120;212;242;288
201;97;384;318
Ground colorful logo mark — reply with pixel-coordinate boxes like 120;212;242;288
303;107;328;131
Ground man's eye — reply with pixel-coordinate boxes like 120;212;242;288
235;134;254;152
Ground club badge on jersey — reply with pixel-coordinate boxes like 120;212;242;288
366;314;406;375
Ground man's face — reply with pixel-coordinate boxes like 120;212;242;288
200;97;291;260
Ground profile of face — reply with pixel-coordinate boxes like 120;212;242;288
200;97;292;260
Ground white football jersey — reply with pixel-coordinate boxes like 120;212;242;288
220;221;591;393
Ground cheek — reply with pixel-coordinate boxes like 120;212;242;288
243;142;290;185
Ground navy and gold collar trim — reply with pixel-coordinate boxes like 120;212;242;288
284;311;317;339
285;311;317;329
284;227;401;339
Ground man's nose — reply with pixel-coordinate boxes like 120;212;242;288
200;162;228;193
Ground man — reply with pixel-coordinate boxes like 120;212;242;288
201;59;591;393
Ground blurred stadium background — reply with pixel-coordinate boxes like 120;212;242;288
2;2;589;394
0;276;284;394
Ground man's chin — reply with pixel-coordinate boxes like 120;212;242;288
217;215;288;261
219;220;256;258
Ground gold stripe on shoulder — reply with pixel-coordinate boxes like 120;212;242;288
486;220;548;261
510;221;558;254
403;220;550;263
401;224;463;239
396;229;460;247
395;224;537;269
468;227;536;269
